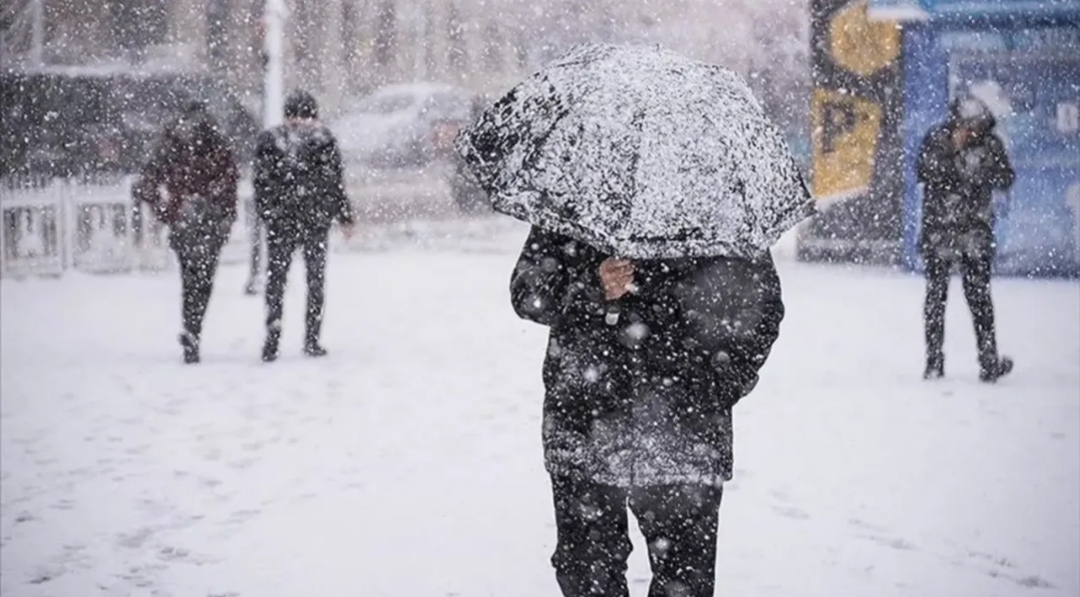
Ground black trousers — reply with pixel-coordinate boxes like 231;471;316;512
264;225;328;347
173;230;227;341
923;250;998;372
551;475;724;597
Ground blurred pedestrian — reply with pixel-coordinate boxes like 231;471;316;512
917;96;1016;382
133;100;239;364
254;89;355;362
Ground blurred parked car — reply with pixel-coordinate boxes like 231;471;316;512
331;82;491;214
1;66;257;179
331;82;477;170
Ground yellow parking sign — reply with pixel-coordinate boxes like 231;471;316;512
811;89;883;201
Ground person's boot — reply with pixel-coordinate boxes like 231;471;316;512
303;341;328;358
179;331;200;364
979;355;1014;383
303;321;326;357
923;354;944;380
262;333;280;363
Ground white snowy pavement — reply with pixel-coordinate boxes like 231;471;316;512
2;221;1078;596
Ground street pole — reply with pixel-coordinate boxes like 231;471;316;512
418;1;428;80
247;0;287;295
263;0;287;129
31;0;44;67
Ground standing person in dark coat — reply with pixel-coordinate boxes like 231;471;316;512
511;227;785;597
917;96;1015;382
133;100;239;364
255;90;355;362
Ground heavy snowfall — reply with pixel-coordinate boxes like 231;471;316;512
2;219;1077;596
2;0;1079;596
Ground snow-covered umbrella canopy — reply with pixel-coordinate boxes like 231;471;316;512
456;43;816;260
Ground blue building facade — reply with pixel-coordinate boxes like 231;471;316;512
869;0;1080;277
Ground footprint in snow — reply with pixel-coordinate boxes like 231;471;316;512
970;551;1054;589
1012;575;1054;589
157;546;198;563
28;562;66;585
227;457;258;470
29;571;56;585
772;505;810;520
969;550;1016;568
860;534;916;551
848;518;887;533
767;490;808;519
225;509;261;526
769;489;791;502
732;467;753;479
116;527;154;549
987;569;1055;589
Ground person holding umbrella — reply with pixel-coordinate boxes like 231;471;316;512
457;44;814;597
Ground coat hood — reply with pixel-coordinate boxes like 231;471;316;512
948;96;996;135
165;100;226;149
285;89;319;120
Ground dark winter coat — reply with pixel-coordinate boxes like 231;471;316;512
254;121;355;235
133;110;239;228
917;108;1015;258
511;226;784;487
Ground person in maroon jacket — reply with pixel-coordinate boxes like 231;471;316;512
133;100;239;364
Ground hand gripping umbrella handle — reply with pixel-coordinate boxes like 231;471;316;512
605;305;621;326
603;283;640;326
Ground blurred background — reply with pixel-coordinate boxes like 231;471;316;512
0;0;811;134
0;0;811;275
0;0;1076;278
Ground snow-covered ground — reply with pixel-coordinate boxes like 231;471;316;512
2;218;1078;597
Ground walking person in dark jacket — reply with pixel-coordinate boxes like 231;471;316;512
133;100;239;364
511;227;784;597
255;90;355;362
917;96;1015;382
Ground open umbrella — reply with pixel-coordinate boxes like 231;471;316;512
456;43;815;260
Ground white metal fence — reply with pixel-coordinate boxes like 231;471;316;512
0;171;804;279
0;174;256;278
